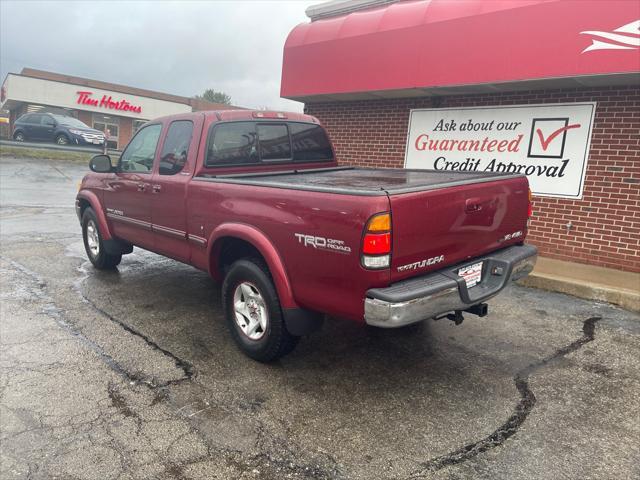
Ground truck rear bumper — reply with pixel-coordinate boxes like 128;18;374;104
364;244;537;328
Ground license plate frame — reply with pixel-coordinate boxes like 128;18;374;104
458;262;483;288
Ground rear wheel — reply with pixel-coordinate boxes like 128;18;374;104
55;134;70;145
222;259;299;362
82;207;121;269
13;131;25;142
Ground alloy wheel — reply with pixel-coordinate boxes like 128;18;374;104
86;220;100;258
233;282;268;340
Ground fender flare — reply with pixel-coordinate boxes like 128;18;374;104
76;190;113;241
207;223;297;309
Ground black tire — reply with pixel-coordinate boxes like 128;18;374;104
82;207;122;269
55;134;70;145
13;131;25;142
222;259;299;362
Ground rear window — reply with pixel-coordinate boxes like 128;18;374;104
207;122;257;166
257;124;291;161
290;123;333;161
205;121;333;167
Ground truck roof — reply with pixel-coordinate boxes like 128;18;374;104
153;110;319;124
208;110;318;123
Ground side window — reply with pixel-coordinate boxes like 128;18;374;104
206;122;257;166
290;123;333;161
29;114;42;125
19;114;32;124
159;120;193;175
119;124;162;173
41;116;56;127
257;124;291;161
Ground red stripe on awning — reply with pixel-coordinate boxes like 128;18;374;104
281;0;640;100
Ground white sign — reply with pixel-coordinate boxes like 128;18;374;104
404;102;597;199
1;74;191;120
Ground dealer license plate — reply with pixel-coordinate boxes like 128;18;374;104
458;262;483;288
92;140;102;144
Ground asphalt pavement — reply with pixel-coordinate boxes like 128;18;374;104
1;154;639;480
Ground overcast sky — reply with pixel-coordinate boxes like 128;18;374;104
0;0;319;111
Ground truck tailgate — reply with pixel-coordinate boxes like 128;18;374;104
389;175;530;283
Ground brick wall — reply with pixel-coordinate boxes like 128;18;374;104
119;118;133;149
77;111;92;127
305;85;640;273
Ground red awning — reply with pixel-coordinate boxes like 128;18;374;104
281;0;640;101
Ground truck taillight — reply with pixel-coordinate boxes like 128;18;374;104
362;212;391;269
528;188;533;218
363;233;391;254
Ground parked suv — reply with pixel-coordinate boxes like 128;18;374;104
12;113;105;146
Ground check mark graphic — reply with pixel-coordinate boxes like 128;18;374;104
536;123;581;151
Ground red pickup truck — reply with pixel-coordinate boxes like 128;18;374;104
76;110;537;361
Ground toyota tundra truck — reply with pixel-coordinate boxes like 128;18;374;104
76;110;537;362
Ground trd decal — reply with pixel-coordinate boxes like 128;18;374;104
294;233;352;254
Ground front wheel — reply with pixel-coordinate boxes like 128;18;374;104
82;207;122;269
222;259;299;362
13;131;25;142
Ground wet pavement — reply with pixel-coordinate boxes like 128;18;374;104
1;155;639;480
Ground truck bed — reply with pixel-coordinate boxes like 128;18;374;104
196;167;521;195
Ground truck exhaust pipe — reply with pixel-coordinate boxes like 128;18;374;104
465;303;488;317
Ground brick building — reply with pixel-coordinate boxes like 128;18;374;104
281;0;640;273
1;68;239;149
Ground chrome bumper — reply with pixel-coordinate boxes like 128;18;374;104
364;244;537;328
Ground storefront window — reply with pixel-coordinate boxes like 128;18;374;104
93;114;119;149
133;119;147;134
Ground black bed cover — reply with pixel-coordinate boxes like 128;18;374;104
195;167;521;196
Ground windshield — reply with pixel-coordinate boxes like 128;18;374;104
52;115;91;129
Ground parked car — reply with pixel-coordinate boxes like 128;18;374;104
76;110;537;362
12;113;105;146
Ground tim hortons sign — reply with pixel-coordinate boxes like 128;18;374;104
76;91;142;114
404;103;597;199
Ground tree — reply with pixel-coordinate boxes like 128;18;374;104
194;89;231;105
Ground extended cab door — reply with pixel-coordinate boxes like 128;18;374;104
149;117;202;262
102;123;163;250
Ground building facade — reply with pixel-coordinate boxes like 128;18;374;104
1;68;238;149
281;0;640;273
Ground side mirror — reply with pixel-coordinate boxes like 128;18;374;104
89;154;114;173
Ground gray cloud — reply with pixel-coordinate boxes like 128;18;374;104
0;0;318;111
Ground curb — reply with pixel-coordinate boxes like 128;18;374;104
518;273;640;313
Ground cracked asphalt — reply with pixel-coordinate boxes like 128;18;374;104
1;154;639;480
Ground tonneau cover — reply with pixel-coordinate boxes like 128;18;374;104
196;167;520;196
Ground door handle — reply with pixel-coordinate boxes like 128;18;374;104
137;183;146;192
465;199;483;213
152;184;162;193
465;204;481;212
